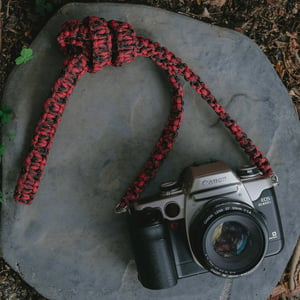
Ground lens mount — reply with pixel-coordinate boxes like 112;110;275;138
189;199;268;277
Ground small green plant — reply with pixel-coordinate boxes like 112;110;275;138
35;0;53;16
8;133;16;141
0;143;5;156
0;105;14;159
15;48;34;65
0;104;12;125
0;191;4;203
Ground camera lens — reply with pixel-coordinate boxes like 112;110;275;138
189;200;268;277
211;221;249;258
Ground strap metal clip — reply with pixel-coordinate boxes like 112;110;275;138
271;173;279;186
114;203;128;214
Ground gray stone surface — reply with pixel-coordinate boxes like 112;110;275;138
1;3;300;300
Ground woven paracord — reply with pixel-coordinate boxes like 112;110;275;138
14;16;274;207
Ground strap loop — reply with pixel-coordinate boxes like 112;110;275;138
14;16;274;207
57;17;138;72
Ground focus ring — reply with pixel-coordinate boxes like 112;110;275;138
189;200;268;277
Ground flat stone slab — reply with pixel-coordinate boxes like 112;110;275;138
1;3;300;300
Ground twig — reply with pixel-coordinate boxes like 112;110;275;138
289;238;300;291
6;26;17;34
6;0;11;17
0;0;2;51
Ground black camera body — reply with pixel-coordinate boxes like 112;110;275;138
128;161;284;290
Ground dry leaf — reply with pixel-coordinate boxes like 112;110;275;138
200;7;211;18
275;61;285;79
286;31;298;39
234;27;244;34
203;0;226;7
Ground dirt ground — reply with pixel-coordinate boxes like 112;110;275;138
0;0;299;299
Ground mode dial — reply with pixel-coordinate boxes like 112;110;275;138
160;181;182;197
238;165;261;179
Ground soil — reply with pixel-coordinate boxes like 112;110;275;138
0;1;299;299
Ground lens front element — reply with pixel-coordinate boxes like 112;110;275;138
189;200;269;277
212;221;249;258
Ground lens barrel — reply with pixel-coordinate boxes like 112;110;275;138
189;200;268;277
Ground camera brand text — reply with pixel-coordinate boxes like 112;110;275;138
201;177;227;185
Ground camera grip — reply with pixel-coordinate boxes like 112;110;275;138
128;209;178;290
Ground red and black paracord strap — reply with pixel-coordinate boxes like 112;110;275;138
14;16;275;209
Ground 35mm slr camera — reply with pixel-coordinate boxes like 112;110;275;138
128;161;284;290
